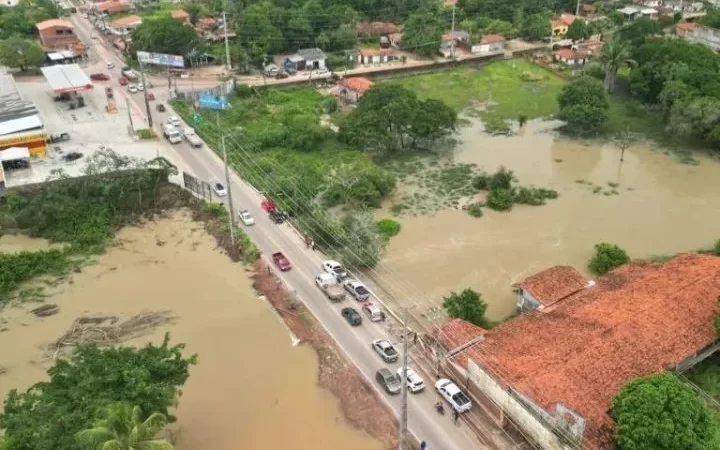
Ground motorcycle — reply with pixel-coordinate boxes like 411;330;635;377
434;402;445;415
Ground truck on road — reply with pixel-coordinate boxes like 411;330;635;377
315;273;347;301
182;127;203;148
162;123;182;144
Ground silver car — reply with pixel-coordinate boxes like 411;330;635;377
372;338;398;363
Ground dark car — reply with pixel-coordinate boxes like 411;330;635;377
89;73;110;81
341;307;362;326
269;210;288;224
376;368;401;395
48;132;70;143
276;72;289;79
156;103;166;112
2;159;30;170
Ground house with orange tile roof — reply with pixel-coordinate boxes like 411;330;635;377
171;9;190;23
517;265;590;311
337;77;374;103
437;253;720;449
94;1;129;14
36;19;77;50
110;14;142;33
357;48;401;65
553;48;589;66
471;34;505;54
550;13;576;36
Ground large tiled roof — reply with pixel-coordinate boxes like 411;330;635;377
36;19;73;31
449;254;720;447
435;318;486;349
339;77;374;94
518;265;587;306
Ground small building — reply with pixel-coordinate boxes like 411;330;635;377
618;6;641;20
441;30;470;44
472;34;505;54
171;9;190;22
388;32;403;47
110;15;142;33
40;64;93;95
0;75;48;158
196;17;216;32
285;48;326;72
357;48;401;64
36;19;77;50
517;265;589;311
94;1;129;14
337;77;373;103
640;7;658;18
677;23;720;51
635;0;661;7
554;48;589;66
355;21;401;36
550;13;576;36
676;21;698;36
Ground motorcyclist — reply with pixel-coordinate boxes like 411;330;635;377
434;401;444;413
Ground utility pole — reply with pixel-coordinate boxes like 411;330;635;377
126;98;134;134
139;61;153;128
222;11;232;74
221;134;237;247
575;0;581;18
398;306;409;450
450;2;457;59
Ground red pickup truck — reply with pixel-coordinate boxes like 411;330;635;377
272;252;292;271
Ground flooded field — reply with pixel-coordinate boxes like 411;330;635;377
0;212;381;450
379;120;720;320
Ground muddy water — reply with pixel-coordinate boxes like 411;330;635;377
0;213;380;450
0;234;64;253
380;120;720;320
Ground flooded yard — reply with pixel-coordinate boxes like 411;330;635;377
0;212;381;450
379;120;720;320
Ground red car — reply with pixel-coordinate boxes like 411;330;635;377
119;77;128;86
147;91;155;101
90;73;110;81
261;198;277;213
272;252;292;271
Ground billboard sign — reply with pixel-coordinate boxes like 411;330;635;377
198;95;230;111
136;51;185;68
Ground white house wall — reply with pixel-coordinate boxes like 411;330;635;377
467;360;570;450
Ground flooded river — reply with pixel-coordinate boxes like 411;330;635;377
0;213;381;450
379;120;720;320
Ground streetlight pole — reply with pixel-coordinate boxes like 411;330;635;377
221;134;237;247
139;61;153;128
398;306;409;450
450;2;457;59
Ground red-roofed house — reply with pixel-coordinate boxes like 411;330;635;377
471;34;505;54
439;253;720;449
553;48;589;66
337;77;374;103
110;15;142;33
551;13;576;36
388;32;403;47
36;19;77;50
357;48;401;64
171;9;190;23
94;1;130;14
517;265;589;311
356;21;400;36
435;318;486;350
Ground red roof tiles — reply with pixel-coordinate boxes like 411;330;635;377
339;77;374;94
36;19;73;31
449;254;720;448
356;21;400;35
359;48;400;57
171;9;189;20
435;318;486;349
676;22;697;34
480;34;504;44
519;265;587;307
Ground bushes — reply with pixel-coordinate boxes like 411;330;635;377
320;96;338;114
0;250;73;303
442;288;492;328
486;188;515;211
376;218;401;240
473;167;558;212
135;128;156;139
467;203;483;218
588;242;630;275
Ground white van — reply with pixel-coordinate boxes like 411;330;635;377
162;123;182;144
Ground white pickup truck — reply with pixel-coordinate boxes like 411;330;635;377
162;123;182;144
182;127;202;148
315;273;347;302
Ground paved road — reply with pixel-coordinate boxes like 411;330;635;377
70;14;488;450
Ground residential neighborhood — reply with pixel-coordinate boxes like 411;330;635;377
1;0;720;450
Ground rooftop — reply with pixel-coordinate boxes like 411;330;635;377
36;19;73;31
359;48;400;57
196;17;216;30
0;75;37;120
171;9;189;19
618;6;640;14
95;1;129;13
559;13;576;25
339;77;374;94
480;34;505;44
677;21;698;33
110;15;142;28
0;115;43;137
441;30;469;42
519;265;588;307
40;64;93;94
355;21;401;35
449;253;720;447
297;47;325;61
435;318;486;350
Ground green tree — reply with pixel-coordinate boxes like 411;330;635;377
618;17;661;48
1;335;196;450
128;17;203;57
0;36;44;70
668;96;720;148
597;38;633;93
338;211;386;268
521;13;551;41
557;76;609;135
701;9;720;29
612;372;719;450
566;19;589;41
588;242;629;275
183;4;203;25
237;2;285;55
376;218;401;240
76;403;173;450
442;288;491;328
401;8;444;57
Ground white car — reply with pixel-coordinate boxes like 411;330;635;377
362;303;385;322
372;338;398;363
137;83;144;91
213;183;227;197
435;378;472;413
344;279;370;301
322;260;347;279
238;210;254;226
168;116;182;127
106;61;114;69
91;32;97;39
397;367;425;393
127;84;138;93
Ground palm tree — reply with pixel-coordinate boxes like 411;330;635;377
76;403;174;450
598;38;633;93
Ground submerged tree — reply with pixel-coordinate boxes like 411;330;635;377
613;129;638;162
442;288;491;328
598;38;633;93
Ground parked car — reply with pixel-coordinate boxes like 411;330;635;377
47;132;70;143
322;260;348;280
127;84;138;93
435;378;472;413
106;61;114;69
269;210;288;224
272;252;292;271
89;73;109;81
156;103;166;112
316;273;347;302
372;338;399;363
343;279;370;301
238;210;254;226
397;368;425;393
213;183;227;197
90;31;97;39
362;303;386;322
341;307;362;326
376;368;401;395
119;77;128;86
168;116;181;127
136;83;144;91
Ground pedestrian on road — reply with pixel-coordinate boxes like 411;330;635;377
420;441;427;450
452;410;459;424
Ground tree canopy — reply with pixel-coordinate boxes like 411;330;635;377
0;335;196;450
557;76;609;135
442;288;491;328
0;0;59;40
0;37;44;71
76;403;174;450
587;242;629;275
128;17;203;58
401;7;445;57
565;19;589;41
612;372;720;450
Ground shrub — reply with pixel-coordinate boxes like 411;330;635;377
467;203;483;217
712;239;720;256
514;186;559;206
320;96;338;114
135;128;156;139
472;173;492;190
487;188;515;211
376;218;401;239
588;242;630;275
442;288;491;328
235;83;253;98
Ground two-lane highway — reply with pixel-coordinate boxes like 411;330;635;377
70;13;487;450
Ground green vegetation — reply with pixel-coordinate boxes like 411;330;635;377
466;203;484;218
442;288;491;329
588;242;630;275
472;167;558;213
612;372;720;450
136;128;157;140
76;403;174;450
0;0;60;41
685;354;720;401
558;76;610;135
204;202;258;264
376;219;401;240
0;36;44;71
1;335;195;450
0;250;74;304
128;17;203;60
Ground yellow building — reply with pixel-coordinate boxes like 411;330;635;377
551;13;577;37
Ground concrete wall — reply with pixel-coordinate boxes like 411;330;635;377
685;25;720;51
467;359;575;450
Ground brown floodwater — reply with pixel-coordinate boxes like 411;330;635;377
379;120;720;320
0;212;381;450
